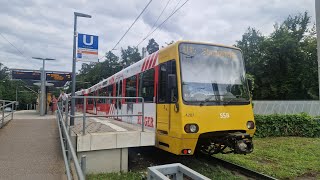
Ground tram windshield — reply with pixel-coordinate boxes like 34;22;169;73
179;43;250;105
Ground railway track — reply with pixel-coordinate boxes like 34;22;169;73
197;154;278;180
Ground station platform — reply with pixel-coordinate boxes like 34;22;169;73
70;114;155;173
0;110;66;180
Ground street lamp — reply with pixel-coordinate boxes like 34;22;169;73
71;12;92;126
316;0;320;99
32;57;55;116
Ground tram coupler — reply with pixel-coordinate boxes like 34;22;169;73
228;132;253;154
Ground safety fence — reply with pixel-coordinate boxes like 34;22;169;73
57;101;85;180
70;96;145;135
57;96;145;179
0;100;18;128
253;100;320;116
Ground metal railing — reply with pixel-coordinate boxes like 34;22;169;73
70;96;145;135
57;96;145;179
253;100;320;116
0;100;17;128
26;104;36;110
147;163;210;180
57;102;85;180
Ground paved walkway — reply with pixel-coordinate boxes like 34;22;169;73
0;110;66;180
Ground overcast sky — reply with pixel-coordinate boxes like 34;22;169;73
0;0;316;73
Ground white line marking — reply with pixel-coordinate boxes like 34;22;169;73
91;117;127;132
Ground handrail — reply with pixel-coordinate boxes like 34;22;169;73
56;111;72;180
0;100;16;103
0;100;17;128
0;101;17;109
57;103;85;180
70;96;145;134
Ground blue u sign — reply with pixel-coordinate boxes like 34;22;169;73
78;33;98;50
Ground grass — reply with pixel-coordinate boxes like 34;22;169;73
88;137;320;179
87;161;242;180
87;172;144;180
214;137;320;179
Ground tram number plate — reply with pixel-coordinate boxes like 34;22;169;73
220;113;230;119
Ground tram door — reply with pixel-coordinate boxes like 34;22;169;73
157;60;178;134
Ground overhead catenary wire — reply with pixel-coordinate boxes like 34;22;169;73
0;33;39;67
97;0;153;62
136;0;189;48
0;33;24;56
140;0;172;44
171;0;183;14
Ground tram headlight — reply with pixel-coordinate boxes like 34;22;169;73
184;124;199;133
247;121;255;129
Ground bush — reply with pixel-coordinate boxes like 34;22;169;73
254;113;320;138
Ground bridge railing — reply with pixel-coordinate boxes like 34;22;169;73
0;100;18;128
57;102;85;180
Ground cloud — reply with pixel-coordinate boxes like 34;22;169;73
0;0;315;73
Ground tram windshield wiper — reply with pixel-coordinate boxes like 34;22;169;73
180;52;194;58
199;95;221;106
224;96;249;105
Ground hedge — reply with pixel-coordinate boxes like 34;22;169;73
254;113;320;138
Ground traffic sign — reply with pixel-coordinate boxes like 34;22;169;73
77;33;98;62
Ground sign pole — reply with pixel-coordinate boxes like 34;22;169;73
71;12;92;126
71;13;77;126
41;60;46;116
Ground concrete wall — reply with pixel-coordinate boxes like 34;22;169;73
77;148;128;174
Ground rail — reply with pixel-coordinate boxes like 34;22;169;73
70;96;145;135
57;102;85;180
0;100;17;128
197;154;278;180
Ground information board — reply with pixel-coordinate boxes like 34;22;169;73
46;72;72;81
12;70;41;80
77;33;99;62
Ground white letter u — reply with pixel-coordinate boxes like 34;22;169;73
83;35;93;46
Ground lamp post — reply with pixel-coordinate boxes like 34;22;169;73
316;0;320;99
71;12;92;126
32;57;55;116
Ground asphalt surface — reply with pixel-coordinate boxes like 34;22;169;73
0;110;66;180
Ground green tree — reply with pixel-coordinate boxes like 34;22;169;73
120;46;141;67
146;38;159;54
0;62;37;109
76;51;122;91
237;12;318;100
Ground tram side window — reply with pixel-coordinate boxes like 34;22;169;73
158;60;177;103
169;60;178;102
158;63;167;103
139;69;155;102
119;81;123;96
116;83;118;96
116;81;123;96
99;89;107;103
79;98;84;105
88;92;94;104
125;75;137;102
107;85;113;103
